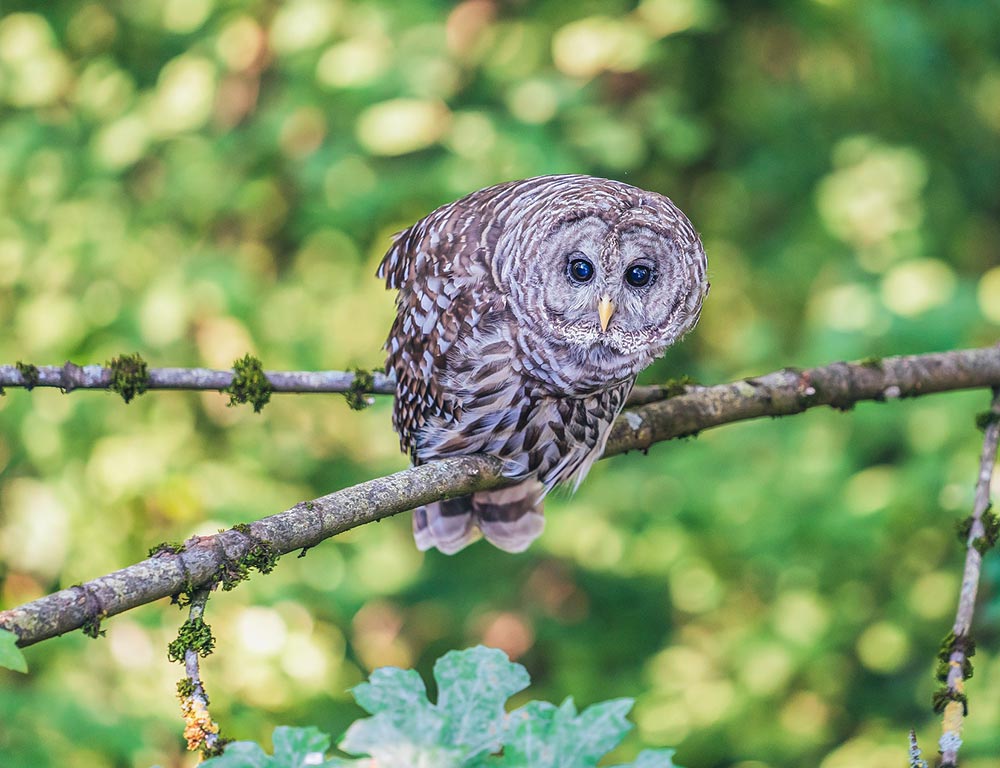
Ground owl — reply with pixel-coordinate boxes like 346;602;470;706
379;175;708;554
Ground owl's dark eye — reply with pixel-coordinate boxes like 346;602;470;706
625;264;652;287
568;257;595;283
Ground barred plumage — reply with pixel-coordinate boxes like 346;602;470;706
379;174;708;554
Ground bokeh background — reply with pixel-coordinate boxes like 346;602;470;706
1;1;999;766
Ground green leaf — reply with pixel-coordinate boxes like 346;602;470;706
272;726;332;765
201;741;271;768
435;646;531;758
612;748;683;768
352;666;431;715
342;666;452;762
0;628;27;673
495;696;635;768
341;645;529;767
202;727;356;768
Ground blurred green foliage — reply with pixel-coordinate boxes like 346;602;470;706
0;1;999;766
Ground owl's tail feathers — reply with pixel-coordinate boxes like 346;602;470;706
412;480;545;555
474;481;545;553
412;497;480;555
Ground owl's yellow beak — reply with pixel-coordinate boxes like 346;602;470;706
598;295;615;332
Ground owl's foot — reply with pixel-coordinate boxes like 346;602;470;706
412;480;545;554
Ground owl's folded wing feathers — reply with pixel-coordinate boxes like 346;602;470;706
377;214;502;460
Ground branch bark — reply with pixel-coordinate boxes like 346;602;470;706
0;362;396;395
1;345;998;649
938;386;1000;767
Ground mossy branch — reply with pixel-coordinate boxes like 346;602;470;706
0;345;999;649
171;588;225;757
1;347;998;412
0;359;395;398
937;386;1000;766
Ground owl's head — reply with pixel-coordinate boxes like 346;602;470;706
495;176;708;386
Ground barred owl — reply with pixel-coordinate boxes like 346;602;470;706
379;175;708;554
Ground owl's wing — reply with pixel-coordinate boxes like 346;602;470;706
378;210;503;459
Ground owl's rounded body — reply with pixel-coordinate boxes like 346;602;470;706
379;175;707;554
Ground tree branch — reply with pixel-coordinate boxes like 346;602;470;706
938;386;1000;767
174;588;223;756
1;345;998;649
0;362;396;395
2;346;998;411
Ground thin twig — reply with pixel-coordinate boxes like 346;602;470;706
2;346;999;411
0;362;395;395
175;588;222;755
0;346;998;648
909;729;928;768
938;387;1000;767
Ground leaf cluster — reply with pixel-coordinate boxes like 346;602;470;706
202;646;678;768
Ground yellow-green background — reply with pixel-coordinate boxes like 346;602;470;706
1;1;999;766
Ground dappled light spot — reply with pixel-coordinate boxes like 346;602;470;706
446;0;496;58
195;315;255;369
109;620;156;669
317;37;391;89
236;606;288;657
279;107;327;159
139;279;189;348
670;557;722;614
74;59;136;120
356;98;451;156
635;0;710;37
280;633;330;688
162;0;212;35
548;510;626;570
0;14;70;108
216;16;265;72
66;4;117;53
635;694;692;743
0;479;69;580
552;17;650;79
907;571;957;621
807;283;877;333
738;642;794;696
972;70;1000;133
352;600;413;671
816;136;927;259
772;591;830;646
445;112;497;158
269;0;339;55
506;79;559;124
351;527;422;594
149;55;217;135
978;265;1000;323
92;114;149;170
880;258;956;317
904;404;953;453
855;621;910;673
779;691;830;741
844;465;896;517
477;611;535;660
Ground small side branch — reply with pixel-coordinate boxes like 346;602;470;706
909;729;928;768
937;387;1000;767
172;588;223;757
